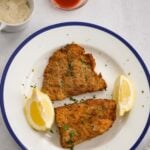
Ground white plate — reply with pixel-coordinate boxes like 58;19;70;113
0;22;150;150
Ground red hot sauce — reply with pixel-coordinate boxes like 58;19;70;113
54;0;80;8
52;0;87;10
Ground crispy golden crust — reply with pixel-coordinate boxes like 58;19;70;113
55;99;116;148
42;43;107;100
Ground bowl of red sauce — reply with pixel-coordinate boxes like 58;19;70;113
51;0;88;10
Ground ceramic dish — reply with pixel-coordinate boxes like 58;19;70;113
0;0;34;32
0;22;149;150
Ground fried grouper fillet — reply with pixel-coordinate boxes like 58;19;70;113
55;99;116;148
42;43;107;100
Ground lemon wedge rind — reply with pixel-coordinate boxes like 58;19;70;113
113;75;136;116
24;88;55;131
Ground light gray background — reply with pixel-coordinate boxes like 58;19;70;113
0;0;149;149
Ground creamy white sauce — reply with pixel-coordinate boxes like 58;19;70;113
0;0;31;24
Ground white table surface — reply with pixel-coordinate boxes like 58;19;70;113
0;0;149;150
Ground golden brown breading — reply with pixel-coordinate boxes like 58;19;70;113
42;43;107;100
55;99;116;148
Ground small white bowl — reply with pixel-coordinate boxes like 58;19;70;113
0;0;34;32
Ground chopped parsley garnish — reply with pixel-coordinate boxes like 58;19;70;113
60;80;64;88
69;97;78;103
80;119;85;124
66;140;73;145
105;64;108;67
70;146;74;150
50;129;54;134
64;103;68;106
24;95;27;99
68;63;72;70
128;72;131;76
93;95;96;98
66;130;75;149
85;75;88;81
69;130;75;139
30;85;37;88
141;90;144;94
67;62;74;76
81;59;87;65
80;99;85;103
64;124;69;131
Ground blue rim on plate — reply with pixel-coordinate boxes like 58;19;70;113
0;22;150;150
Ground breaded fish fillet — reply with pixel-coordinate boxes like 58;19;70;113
42;43;107;100
55;99;116;148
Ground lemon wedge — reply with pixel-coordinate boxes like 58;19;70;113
113;75;136;116
24;88;54;131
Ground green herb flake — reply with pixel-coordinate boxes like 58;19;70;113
66;140;74;149
32;69;35;72
128;72;131;76
64;103;68;106
66;139;73;145
141;90;144;94
69;97;78;103
105;64;108;67
70;146;74;150
50;129;54;134
64;124;69;131
80;119;85;124
93;95;96;98
30;85;37;88
66;62;74;76
81;59;87;65
69;130;75;139
68;63;72;70
80;99;85;103
66;131;75;149
60;80;64;88
24;95;28;99
85;75;88;81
